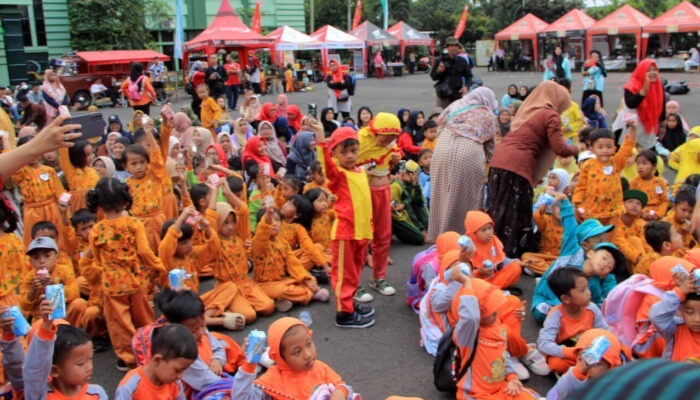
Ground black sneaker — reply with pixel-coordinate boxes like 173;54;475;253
92;337;110;353
354;302;375;318
116;359;130;372
335;311;375;328
310;268;329;284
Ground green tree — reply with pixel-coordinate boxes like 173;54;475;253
68;0;172;50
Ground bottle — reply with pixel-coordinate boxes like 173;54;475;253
482;260;493;271
299;311;313;327
457;235;473;251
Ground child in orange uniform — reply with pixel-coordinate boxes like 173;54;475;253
58;141;99;213
124;127;169;252
573;127;636;225
85;177;166;370
463;211;522;289
305;188;336;274
522;191;567;276
188;183;221;277
452;277;540;399
536;267;609;374
613;190;649;271
252;207;330;313
197;84;222;136
663;189;697;250
11;135;65;248
635;221;684;276
0;200;24;308
302;161;330;194
630;149;669;221
116;324;197;399
279;194;331;271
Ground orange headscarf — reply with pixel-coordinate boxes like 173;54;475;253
328;60;345;100
436;231;461;264
650;256;694;290
623;59;664;134
685;248;700;269
471;278;506;318
438;249;461;284
255;317;344;399
464;211;505;269
574;328;623;368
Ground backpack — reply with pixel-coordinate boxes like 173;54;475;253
132;317;168;366
192;375;234;400
665;80;690;95
419;279;447;356
602;274;663;347
433;325;478;393
406;245;438;311
128;76;145;101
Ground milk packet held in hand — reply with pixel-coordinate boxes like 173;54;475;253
45;284;66;320
582;335;611;366
246;330;267;363
2;306;31;336
168;269;189;290
671;264;690;279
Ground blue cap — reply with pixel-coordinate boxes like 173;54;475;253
592;242;626;271
576;219;614;244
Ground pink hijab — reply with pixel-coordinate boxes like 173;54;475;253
171;112;194;148
275;94;289;118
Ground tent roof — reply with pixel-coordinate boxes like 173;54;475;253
644;1;700;34
387;21;433;46
75;50;170;66
183;0;272;52
542;9;596;34
311;25;365;49
588;5;651;35
265;25;323;50
350;21;400;46
495;13;549;40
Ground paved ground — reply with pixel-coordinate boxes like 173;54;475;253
88;68;700;398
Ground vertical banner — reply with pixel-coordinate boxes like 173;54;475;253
454;4;469;39
352;0;362;31
173;0;184;60
252;0;262;34
381;0;388;30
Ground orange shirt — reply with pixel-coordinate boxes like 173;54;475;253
612;216;647;263
116;366;184;400
548;304;597;345
125;146;168;217
635;251;660;276
0;233;25;298
533;209;563;256
212;233;251;283
630;176;669;217
158;226;217;292
422;138;437;151
120;78;156;107
19;262;80;319
302;181;330;194
251;218;314;284
278;221;326;266
58;147;99;192
61;223;89;274
11;164;64;204
88;216;165;295
200;97;222;133
310;210;336;250
671;325;700;362
664;211;697;249
572;133;635;219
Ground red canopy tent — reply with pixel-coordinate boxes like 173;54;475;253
350;21;400;47
387;21;434;59
182;0;273;69
585;5;651;62
541;9;596;66
75;50;170;65
642;1;700;58
494;13;549;69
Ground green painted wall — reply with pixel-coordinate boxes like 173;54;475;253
41;0;71;58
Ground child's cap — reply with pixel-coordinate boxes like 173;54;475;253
400;160;420;174
685;248;700;269
574;328;622;367
436;231;460;256
215;201;235;228
592;242;626;270
328;127;358;150
623;189;648;208
368;112;402;136
578;150;596;163
463;210;493;236
650;256;694;290
471;278;506;318
266;317;311;368
688;125;700;139
576;219;614;243
26;236;58;255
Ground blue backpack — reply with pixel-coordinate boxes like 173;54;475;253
192;375;234;400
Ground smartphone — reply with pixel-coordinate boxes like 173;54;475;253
308;103;317;118
61;113;106;142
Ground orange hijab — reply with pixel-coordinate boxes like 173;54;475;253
650;256;694;290
685;248;700;269
464;211;505;268
436;231;460;264
328;60;345;99
255;317;343;399
438;249;461;285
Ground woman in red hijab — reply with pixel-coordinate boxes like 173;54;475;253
257;102;277;124
620;59;665;150
325;59;352;119
286;104;303;134
241;135;275;179
201;143;230;181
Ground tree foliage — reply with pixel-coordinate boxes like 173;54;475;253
68;0;172;51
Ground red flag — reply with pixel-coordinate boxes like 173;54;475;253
252;0;262;33
454;4;469;39
352;0;362;31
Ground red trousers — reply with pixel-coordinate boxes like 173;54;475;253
371;185;392;280
332;239;368;313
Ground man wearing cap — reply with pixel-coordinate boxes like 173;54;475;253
390;160;427;245
430;37;473;108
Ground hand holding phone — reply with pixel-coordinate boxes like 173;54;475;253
61;113;106;142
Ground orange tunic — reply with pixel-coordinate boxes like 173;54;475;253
58;147;100;212
630;176;669;217
200;97;222;134
158;225;217;292
88;216;165;296
125;146;168;251
572;133;635;219
11;164;65;247
302;181;330;194
117;366;183;399
635;251;660;276
422;138;437;151
61;223;89;274
310;210;336;250
19;262;80;319
157;121;178;221
533;209;563;256
0;233;25;303
252;218;314;285
278;221;327;267
664;211;697;250
613;216;648;266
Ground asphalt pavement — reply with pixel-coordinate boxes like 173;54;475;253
88;68;700;398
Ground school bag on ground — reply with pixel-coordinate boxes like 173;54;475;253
128;76;145;101
433;326;478;393
406;245;438;312
601;274;663;347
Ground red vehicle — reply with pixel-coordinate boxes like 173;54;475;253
52;50;170;108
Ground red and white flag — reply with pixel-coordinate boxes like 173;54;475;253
252;0;262;33
454;4;469;39
352;0;363;31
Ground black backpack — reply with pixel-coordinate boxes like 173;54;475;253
665;80;690;95
433;326;479;393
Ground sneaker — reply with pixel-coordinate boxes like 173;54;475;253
510;356;530;381
335;311;375;329
369;278;396;296
354;302;375;318
312;288;330;302
522;267;537;277
116;359;130;372
92;337;110;353
520;344;551;376
275;299;294;313
354;286;374;303
534;277;541;286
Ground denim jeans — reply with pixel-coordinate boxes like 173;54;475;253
225;84;240;110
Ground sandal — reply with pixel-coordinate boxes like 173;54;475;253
222;312;246;331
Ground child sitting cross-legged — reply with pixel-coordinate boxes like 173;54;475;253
634;221;684;276
536;267;609;375
390;160;428;246
522;191;568;276
278;194;332;274
612;189;649;273
663;188;697;250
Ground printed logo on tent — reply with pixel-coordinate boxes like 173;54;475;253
205;26;251;34
616;13;626;19
371;29;387;39
406;29;421;39
674;10;686;17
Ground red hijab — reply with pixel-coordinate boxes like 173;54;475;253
257;102;277;123
241;136;275;178
201;143;229;181
623;59;664;134
328;60;345;99
287;104;303;132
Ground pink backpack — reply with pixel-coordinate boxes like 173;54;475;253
406;245;439;312
602;274;664;347
128;76;145;101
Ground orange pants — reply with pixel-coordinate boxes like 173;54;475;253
210;332;246;373
136;212;166;253
520;253;557;276
79;304;108;338
257;278;313;305
22;199;62;248
201;280;274;323
295;245;332;271
499;295;529;358
103;289;154;366
332;239;368;314
69;188;90;213
161;191;179;221
76;276;91;297
483;260;522;289
547;354;576;374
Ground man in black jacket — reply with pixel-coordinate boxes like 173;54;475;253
430;37;472;108
205;54;228;100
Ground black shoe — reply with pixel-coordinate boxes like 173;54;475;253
310;268;329;284
354;302;375;318
335;311;375;329
116;359;130;372
93;337;110;353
